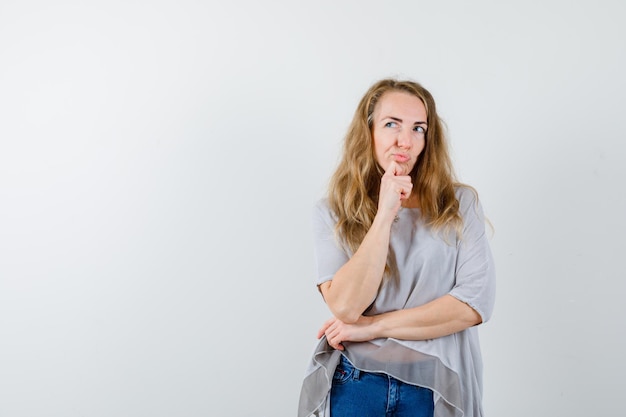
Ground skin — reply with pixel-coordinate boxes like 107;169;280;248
318;91;481;350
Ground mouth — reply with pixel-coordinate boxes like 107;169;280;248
393;154;410;163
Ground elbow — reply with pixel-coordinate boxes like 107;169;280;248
468;316;482;328
447;294;486;328
328;303;363;324
464;307;483;327
320;282;366;324
334;310;361;325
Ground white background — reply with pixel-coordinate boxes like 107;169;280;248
1;1;625;416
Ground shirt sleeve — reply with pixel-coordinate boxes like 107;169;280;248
448;187;497;323
312;199;350;286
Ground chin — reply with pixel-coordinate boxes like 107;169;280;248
402;162;416;174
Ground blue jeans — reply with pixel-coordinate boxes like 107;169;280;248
330;355;434;417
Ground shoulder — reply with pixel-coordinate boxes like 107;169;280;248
454;184;486;221
313;198;331;217
314;198;330;211
313;198;338;226
454;184;479;208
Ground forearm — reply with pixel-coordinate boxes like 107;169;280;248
322;214;395;323
369;294;482;340
318;295;482;351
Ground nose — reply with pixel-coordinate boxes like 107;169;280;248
397;128;412;148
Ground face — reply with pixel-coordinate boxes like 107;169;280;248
371;91;427;175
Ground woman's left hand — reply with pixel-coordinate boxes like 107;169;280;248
317;316;376;351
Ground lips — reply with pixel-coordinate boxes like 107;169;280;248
393;154;410;163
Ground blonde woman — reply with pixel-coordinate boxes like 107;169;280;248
298;79;496;417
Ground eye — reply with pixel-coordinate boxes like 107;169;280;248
384;121;398;128
413;125;426;134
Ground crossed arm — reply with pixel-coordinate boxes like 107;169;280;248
317;293;482;351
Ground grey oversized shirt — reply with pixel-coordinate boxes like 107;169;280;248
298;187;496;417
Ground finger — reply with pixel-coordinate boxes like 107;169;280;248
394;177;413;190
384;161;407;177
317;325;328;339
327;335;344;351
326;326;339;341
397;179;413;198
317;318;335;339
398;185;413;198
326;326;341;343
325;333;335;348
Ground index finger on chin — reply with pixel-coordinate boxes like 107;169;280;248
385;161;406;177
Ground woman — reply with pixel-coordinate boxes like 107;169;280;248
298;79;496;417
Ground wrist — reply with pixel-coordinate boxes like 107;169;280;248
372;210;396;230
366;314;386;339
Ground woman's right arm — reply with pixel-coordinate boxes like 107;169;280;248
319;162;411;324
319;214;394;323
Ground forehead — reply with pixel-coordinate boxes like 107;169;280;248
374;90;427;120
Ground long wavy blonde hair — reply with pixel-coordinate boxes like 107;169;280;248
328;79;464;273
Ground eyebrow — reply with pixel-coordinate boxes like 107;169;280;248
385;116;427;125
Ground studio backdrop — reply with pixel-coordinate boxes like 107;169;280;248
1;1;624;416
